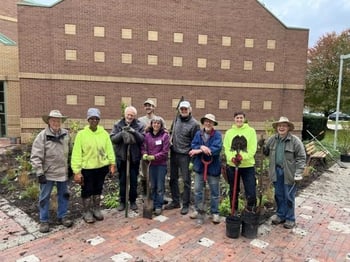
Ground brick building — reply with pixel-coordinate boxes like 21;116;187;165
0;0;20;139
16;0;308;141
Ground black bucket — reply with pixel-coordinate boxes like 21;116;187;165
241;212;260;239
225;216;241;239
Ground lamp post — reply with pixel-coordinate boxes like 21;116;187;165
334;53;350;150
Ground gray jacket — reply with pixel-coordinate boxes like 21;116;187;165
30;127;70;182
264;132;306;185
171;114;200;154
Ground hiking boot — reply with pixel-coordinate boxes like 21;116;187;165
271;215;285;225
212;214;220;224
164;202;181;210
39;222;49;233
180;206;189;215
155;208;162;216
294;173;303;181
190;210;198;219
130;202;138;211
118;203;125;211
58;216;73;228
283;220;296;229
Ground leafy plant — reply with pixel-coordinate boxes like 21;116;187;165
102;191;119;209
20;182;39;200
337;122;350;155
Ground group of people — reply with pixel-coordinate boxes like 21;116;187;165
30;99;306;233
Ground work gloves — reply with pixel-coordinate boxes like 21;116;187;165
74;173;84;186
231;153;243;167
37;174;47;184
142;154;155;161
122;126;135;133
121;130;136;144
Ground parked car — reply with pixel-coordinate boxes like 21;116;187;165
328;112;350;121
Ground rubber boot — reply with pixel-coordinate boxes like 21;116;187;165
92;195;104;221
82;197;95;223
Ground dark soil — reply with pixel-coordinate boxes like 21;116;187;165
0;144;328;229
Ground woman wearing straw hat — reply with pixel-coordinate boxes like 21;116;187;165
31;110;73;233
263;116;306;229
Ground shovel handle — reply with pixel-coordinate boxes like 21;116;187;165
201;156;213;182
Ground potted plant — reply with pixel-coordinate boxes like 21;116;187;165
337;121;350;162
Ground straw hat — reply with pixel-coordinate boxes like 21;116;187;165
272;116;294;131
200;113;218;126
42;110;67;124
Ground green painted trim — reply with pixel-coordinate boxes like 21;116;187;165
0;33;16;46
18;0;63;7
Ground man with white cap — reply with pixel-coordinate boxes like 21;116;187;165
138;99;166;197
31;110;73;233
263;116;306;229
165;100;200;215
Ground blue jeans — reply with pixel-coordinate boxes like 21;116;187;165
226;166;256;210
117;159;140;204
39;180;69;222
274;166;297;222
149;165;167;209
169;151;191;207
194;172;220;214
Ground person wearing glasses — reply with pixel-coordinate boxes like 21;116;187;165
165;101;200;215
71;108;116;223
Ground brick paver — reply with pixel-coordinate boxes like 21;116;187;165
1;164;350;262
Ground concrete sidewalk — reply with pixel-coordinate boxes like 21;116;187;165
0;163;350;262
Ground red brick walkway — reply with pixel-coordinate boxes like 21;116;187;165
1;164;350;262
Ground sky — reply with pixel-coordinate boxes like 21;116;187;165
259;0;350;47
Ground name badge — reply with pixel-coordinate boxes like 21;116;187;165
155;140;162;145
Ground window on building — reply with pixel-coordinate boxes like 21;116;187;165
173;32;183;43
221;59;231;70
267;39;276;49
243;60;253;70
263;101;272;110
94;26;105;37
65;24;76;35
148;55;158;65
245;38;254;48
65;49;77;61
122;96;132;106
122;53;132;64
265;62;275;71
173;56;183;67
241;100;251;110
197;58;207;68
219;100;228;109
198;34;208;45
66;95;77;105
95;96;105;106
196;99;205;109
94;52;105;62
121;29;132;39
222;36;231;46
148;31;158;41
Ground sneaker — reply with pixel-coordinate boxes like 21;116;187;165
190;210;198;219
164;202;181;210
155;208;162;216
118;203;125;211
39;222;49;233
295;173;303;181
283;220;296;229
212;214;220;224
58;216;73;228
180;206;189;215
271;215;286;225
130;202;138;211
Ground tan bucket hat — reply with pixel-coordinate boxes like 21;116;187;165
272;116;294;131
200;113;218;126
42;110;68;124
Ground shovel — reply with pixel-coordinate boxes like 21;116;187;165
142;161;153;219
198;156;213;222
125;145;130;218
